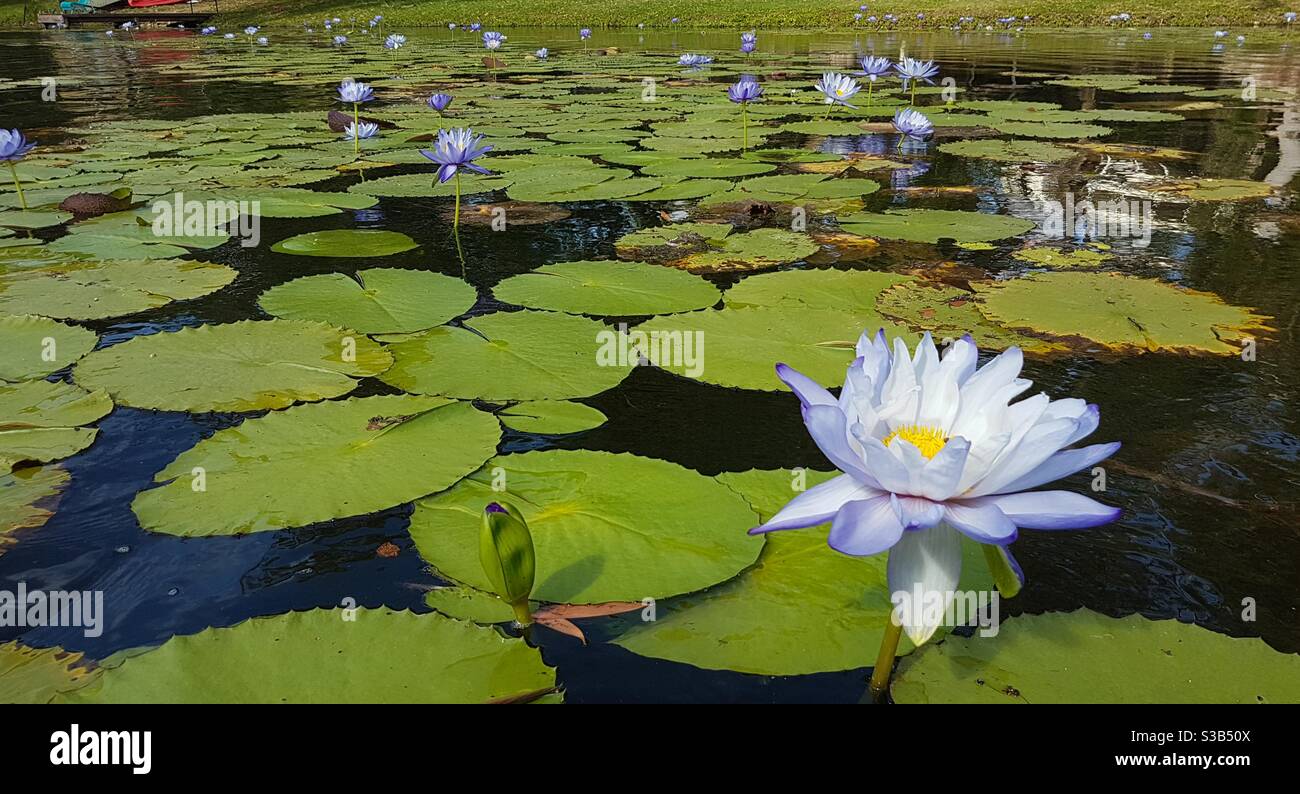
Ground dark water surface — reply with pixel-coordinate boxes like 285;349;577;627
1;27;1297;703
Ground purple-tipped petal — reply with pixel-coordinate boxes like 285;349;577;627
436;163;458;183
890;494;945;530
974;490;1121;529
776;362;836;408
749;474;879;534
942;500;1018;544
991;441;1121;495
828;495;905;556
801;404;875;485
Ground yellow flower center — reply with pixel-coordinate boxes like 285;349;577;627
882;424;948;459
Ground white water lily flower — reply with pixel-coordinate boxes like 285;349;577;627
751;330;1121;645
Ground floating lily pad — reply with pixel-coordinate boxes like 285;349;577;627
724;268;914;311
990;120;1112;139
0;381;111;472
258;269;476;334
492;260;720;316
1011;247;1111;269
0;315;97;382
270;229;419;257
379;310;632;401
639;305;912;391
973;272;1271;355
71;609;553;704
0;466;68;554
676;228;820;273
347;172;510;198
425;586;519;624
0;641;98;704
410;450;761;604
0;259;236;321
497;400;607;434
892;610;1300;704
938;139;1076;163
74;319;392;413
1147;178;1273;202
838;209;1036;244
0;210;73;229
875;282;1066;354
614;469;993;675
132;395;500;536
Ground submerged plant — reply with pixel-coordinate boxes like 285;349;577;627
480;502;536;626
727;77;763;151
337;79;375;155
750;331;1121;699
0;128;36;210
420;126;492;229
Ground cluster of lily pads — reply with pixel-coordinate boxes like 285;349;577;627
1;30;1297;704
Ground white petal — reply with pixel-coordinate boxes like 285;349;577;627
989;441;1120;495
967;417;1078;497
919;436;969;501
776;363;836;408
803;405;877;486
858;434;913;493
827;495;905;555
942;500;1018;543
887;524;963;646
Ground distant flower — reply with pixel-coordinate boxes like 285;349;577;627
580;27;591;40
678;53;713;67
741;31;757;53
334;35;348;45
338;80;375;104
1237;35;1246;43
1214;30;1227;38
867;15;878;23
343;121;379;140
535;47;549;59
427;93;453;112
815;72;860;107
448;22;457;29
1143;32;1152;39
223;33;235;40
0;129;36;162
420;127;493;183
244;26;259;35
483;31;505;49
385;33;407;50
727;77;763;103
857;54;892;81
1287;12;1298;23
106;30;115;37
671;17;680;23
257;37;268;45
200;26;217;35
470;22;482;31
892;107;934;142
854;13;863;21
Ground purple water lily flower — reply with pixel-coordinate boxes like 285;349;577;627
427;93;453;112
815;72;860;109
535;47;549;59
1;129;35;210
892;107;934;144
1286;12;1298;23
678;53;713;67
421;127;493;184
751;331;1121;645
333;35;347;45
384;33;407;50
580;27;591;40
858;55;892;80
482;31;505;50
338;80;375;104
740;31;757;54
727;77;763;103
470;22;482;32
894;56;940;87
342;121;379;140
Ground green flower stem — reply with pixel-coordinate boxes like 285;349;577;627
7;162;26;210
352;102;360;155
511;601;533;627
867;613;903;703
741;103;748;151
453;171;461;228
866;79;874;108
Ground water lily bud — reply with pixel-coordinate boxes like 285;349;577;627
981;543;1023;599
479;501;536;625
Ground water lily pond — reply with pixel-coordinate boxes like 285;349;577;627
1;25;1299;704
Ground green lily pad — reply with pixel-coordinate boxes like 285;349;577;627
892;610;1300;704
614;469;993;675
1147;178;1274;202
838;209;1036;244
0;642;98;704
347;173;510;198
0;210;73;229
0;259;236;321
497;400;607;434
132;395;500;536
1011;247;1111;269
0;381;112;472
677;228;820;273
973;272;1271;355
73;319;392;413
492;260;720;316
378;310;632;401
425;586;519;624
875;283;1067;354
938;139;1076;163
725;268;914;311
270;229;419;257
640;159;775;179
0;315;97;382
70;609;553;704
410;450;762;604
258;268;476;334
0;466;69;554
639;305;912;391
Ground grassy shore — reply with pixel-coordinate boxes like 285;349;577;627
3;0;1298;30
